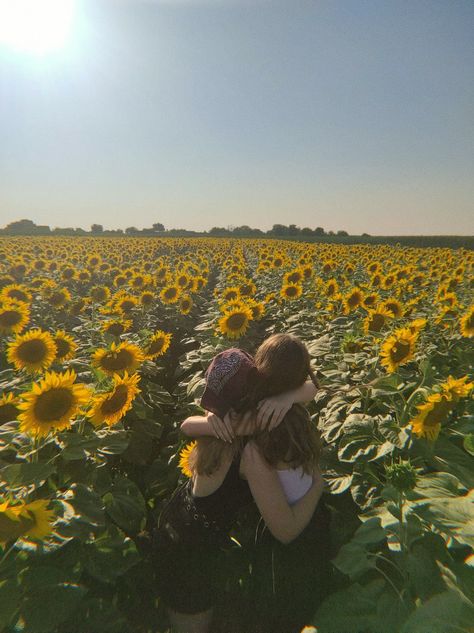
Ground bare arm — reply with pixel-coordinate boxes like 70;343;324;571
180;411;235;442
256;380;318;429
240;441;325;544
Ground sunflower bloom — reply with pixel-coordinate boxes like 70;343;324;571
0;300;30;335
440;375;474;400
380;327;418;373
53;330;78;361
179;441;197;477
363;305;393;334
92;341;144;376
280;283;303;301
343;288;364;314
218;306;253;339
459;306;474;338
7;329;57;373
0;393;20;425
410;392;454;441
144;331;172;359
89;372;141;427
160;284;181;305
17;369;91;437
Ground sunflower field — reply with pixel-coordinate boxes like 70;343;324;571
0;236;473;633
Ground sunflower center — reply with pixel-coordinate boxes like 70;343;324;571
33;388;75;422
119;300;135;311
423;399;453;427
100;384;129;415
55;338;72;358
369;314;385;331
0;403;19;424
18;339;48;363
227;313;247;330
390;340;411;363
386;303;400;316
0;310;23;327
148;338;165;354
164;288;177;299
347;293;361;307
285;286;298;297
106;323;125;336
100;349;134;371
50;291;66;306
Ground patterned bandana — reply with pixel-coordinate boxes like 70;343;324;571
200;348;257;420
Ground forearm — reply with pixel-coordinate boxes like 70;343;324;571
180;414;215;437
284;380;318;405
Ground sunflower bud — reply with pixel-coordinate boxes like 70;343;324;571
385;460;417;493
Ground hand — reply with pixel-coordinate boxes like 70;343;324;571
207;411;235;443
256;392;294;431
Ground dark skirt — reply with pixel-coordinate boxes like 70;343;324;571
244;496;333;633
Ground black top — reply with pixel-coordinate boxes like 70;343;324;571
157;455;253;547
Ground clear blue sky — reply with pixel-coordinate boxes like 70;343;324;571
1;0;473;234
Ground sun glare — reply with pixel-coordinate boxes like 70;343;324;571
0;0;76;55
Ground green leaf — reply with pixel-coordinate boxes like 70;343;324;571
103;475;146;534
0;462;56;486
57;432;101;461
400;589;474;633
21;583;87;633
0;579;21;629
83;538;139;582
96;428;130;455
352;517;387;545
332;541;377;579
463;433;474;456
65;483;106;526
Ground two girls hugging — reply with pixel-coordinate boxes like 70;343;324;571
153;333;333;633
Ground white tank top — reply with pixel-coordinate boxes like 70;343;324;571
276;466;313;505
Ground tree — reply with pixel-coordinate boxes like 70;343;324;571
209;227;230;236
287;224;301;236
125;227;138;235
337;230;349;236
314;227;325;236
268;224;289;236
91;224;103;233
4;219;36;234
301;227;314;236
152;223;165;232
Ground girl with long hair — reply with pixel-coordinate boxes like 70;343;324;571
152;334;330;633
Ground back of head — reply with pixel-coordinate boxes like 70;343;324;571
253;403;322;474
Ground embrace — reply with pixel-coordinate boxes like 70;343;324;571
150;333;334;633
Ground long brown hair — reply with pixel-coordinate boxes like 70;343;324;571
191;333;320;476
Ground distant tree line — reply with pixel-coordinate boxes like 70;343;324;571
0;219;472;249
0;219;354;238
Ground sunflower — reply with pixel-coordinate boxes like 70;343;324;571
20;499;56;541
380;327;418;373
53;330;78;361
0;300;30;335
283;269;304;285
218;306;253;339
459;306;474;338
115;294;139;314
343;287;364;314
221;287;241;303
382;298;403;318
179;441;197;477
7;329;57;373
0;284;32;304
89;372;141;427
407;318;427;335
440;375;474;400
92;341;144;375
410;392;454;441
160;284;181;305
102;319;132;337
239;280;257;297
90;286;111;303
140;291;155;308
362;292;379;309
324;279;339;298
0;393;20;425
47;288;71;308
248;300;265;320
17;369;91;437
179;294;193;315
144;331;172;359
280;283;303;301
363;305;393;334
